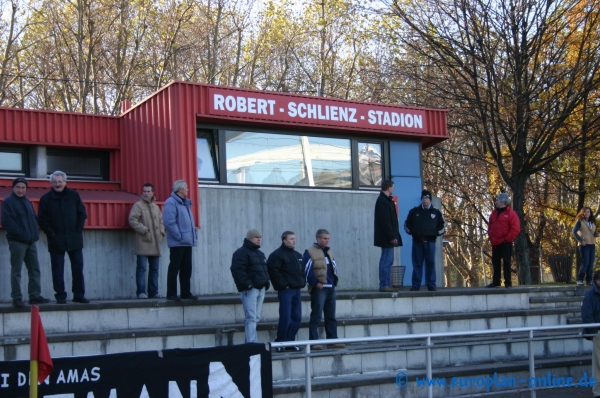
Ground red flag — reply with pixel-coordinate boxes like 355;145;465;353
30;305;53;382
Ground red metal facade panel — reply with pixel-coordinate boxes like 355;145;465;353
0;107;119;148
119;84;200;225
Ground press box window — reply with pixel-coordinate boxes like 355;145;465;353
47;149;109;180
0;147;27;176
225;130;351;188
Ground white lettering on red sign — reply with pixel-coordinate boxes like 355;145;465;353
210;90;427;132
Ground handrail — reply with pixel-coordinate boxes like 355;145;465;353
270;322;600;398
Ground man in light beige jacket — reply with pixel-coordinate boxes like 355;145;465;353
129;183;165;299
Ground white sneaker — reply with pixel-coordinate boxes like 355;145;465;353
577;280;584;286
137;293;148;299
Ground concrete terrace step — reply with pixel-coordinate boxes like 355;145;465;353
272;355;592;397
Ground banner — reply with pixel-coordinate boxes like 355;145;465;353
0;344;272;398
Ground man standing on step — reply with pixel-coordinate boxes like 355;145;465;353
581;269;600;398
374;179;402;292
404;189;445;292
2;177;50;307
486;193;520;288
267;231;305;351
38;171;90;304
231;228;270;343
129;183;165;299
163;180;198;301
304;229;344;350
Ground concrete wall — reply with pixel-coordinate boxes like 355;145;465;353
0;187;386;302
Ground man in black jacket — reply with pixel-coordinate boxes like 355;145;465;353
1;178;50;307
582;270;600;398
267;231;305;351
38;171;89;304
404;189;445;291
374;180;402;292
230;228;270;343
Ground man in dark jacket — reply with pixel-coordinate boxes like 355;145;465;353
38;171;89;304
404;189;445;291
581;270;600;397
230;228;270;343
267;231;305;351
374;179;402;292
1;178;50;307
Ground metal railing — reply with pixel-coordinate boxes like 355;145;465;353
270;322;600;398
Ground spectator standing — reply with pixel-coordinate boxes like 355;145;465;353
231;229;270;343
129;183;166;299
374;179;402;292
267;231;305;351
1;177;50;307
38;171;89;304
573;206;600;286
404;189;446;291
304;229;344;350
580;269;600;398
163;180;198;301
487;192;520;288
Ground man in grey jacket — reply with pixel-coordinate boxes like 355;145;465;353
1;178;50;307
163;180;198;301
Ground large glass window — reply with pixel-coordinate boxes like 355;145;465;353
225;131;351;188
358;142;383;186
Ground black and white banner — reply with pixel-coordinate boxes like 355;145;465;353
0;344;272;398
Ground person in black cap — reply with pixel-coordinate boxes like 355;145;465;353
404;189;445;291
1;177;50;307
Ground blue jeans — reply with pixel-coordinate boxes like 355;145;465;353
8;240;41;300
578;244;596;284
50;249;85;300
276;288;302;342
136;255;160;296
411;241;436;288
379;247;394;288
240;287;265;343
309;287;337;340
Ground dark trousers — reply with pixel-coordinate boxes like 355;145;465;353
309;287;337;340
411;241;437;288
50;249;85;300
492;242;512;286
577;244;596;284
276;288;302;342
167;246;192;298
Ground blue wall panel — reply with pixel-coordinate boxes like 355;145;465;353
390;140;421;177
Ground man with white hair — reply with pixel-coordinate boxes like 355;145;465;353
487;192;521;288
38;171;89;304
163;180;198;301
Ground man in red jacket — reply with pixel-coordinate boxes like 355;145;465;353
487;193;521;288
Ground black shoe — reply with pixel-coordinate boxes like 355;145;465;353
275;347;286;352
12;298;25;308
56;298;67;304
427;286;437;291
410;287;420;291
181;294;198;300
486;283;497;288
166;296;181;301
29;296;50;304
73;297;90;304
505;285;512;288
286;346;301;352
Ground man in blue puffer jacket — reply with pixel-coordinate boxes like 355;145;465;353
231;228;270;343
163;180;198;301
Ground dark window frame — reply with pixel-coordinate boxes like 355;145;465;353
46;148;110;181
0;146;28;176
